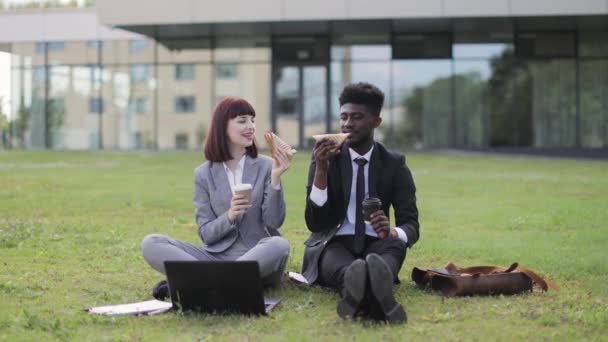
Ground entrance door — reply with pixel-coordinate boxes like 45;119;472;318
273;64;328;149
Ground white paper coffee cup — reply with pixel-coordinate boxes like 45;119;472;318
234;183;252;202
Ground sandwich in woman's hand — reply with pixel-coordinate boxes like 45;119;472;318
264;132;297;159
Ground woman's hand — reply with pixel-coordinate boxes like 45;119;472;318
228;193;251;223
271;148;292;187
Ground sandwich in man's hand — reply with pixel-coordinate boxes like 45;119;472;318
311;133;350;151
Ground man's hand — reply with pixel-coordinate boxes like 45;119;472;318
228;193;251;223
313;138;338;170
369;209;392;239
312;138;339;190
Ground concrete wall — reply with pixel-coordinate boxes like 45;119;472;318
96;0;608;25
0;9;139;43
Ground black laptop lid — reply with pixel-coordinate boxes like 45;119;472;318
164;260;266;315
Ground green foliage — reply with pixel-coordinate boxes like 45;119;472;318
0;151;607;340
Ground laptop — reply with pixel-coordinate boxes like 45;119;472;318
164;260;280;315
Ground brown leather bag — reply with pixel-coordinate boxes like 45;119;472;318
411;262;559;297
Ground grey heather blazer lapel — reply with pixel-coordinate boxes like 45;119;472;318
368;142;380;198
210;161;232;213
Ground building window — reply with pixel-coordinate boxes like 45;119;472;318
130;64;150;82
175;96;195;113
36;41;65;54
134;131;143;149
175;64;195;81
175;133;189;150
33;66;46;84
89;97;104;113
129;39;147;53
128;97;149;114
216;63;238;79
87;40;102;50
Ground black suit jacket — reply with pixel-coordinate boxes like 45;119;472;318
301;141;419;283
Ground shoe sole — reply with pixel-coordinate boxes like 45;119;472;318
366;254;407;323
337;259;367;319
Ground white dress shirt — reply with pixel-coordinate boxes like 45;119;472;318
309;147;408;243
223;155;246;194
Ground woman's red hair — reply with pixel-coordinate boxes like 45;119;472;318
204;97;258;162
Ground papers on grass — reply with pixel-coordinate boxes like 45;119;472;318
288;271;309;285
87;300;172;316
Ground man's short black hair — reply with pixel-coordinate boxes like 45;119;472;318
339;82;385;116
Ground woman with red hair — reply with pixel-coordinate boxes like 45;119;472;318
141;97;292;299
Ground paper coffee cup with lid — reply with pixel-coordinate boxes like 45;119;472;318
234;183;253;202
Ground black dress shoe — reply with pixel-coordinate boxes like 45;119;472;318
337;259;367;319
152;280;169;301
366;253;407;323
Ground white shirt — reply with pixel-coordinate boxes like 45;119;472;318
309;147;408;243
223;155;246;194
223;155;281;192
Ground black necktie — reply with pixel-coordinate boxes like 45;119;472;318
354;157;368;254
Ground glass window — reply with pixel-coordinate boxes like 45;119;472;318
214;37;271;63
175;132;189;150
391;60;453;148
47;42;65;52
130;64;151;82
579;60;608;148
102;65;156;149
87;40;103;50
528;60;577;147
89;97;104;113
174;96;195;113
216;63;238;79
158;64;212;150
579;32;608;57
129;40;147;53
33;66;46;85
453;43;512;59
128;97;149;115
453;61;491;147
175;64;195;80
36;42;46;54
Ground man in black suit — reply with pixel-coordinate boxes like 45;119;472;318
301;82;419;323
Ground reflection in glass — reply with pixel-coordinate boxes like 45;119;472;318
158;64;212;150
303;66;327;148
391;60;452;148
580;60;608;148
453;44;511;59
102;66;155;150
48;66;100;149
275;66;299;147
330;61;391;138
529;60;577;147
453;61;492;147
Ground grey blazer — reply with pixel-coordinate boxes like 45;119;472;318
193;155;286;253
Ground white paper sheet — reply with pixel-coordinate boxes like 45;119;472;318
87;300;172;316
288;271;309;285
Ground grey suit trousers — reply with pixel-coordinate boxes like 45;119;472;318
141;233;290;287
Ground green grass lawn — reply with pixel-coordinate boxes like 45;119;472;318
1;150;607;341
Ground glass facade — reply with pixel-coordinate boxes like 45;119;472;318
2;30;608;150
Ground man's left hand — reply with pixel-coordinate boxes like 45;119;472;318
369;210;391;239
